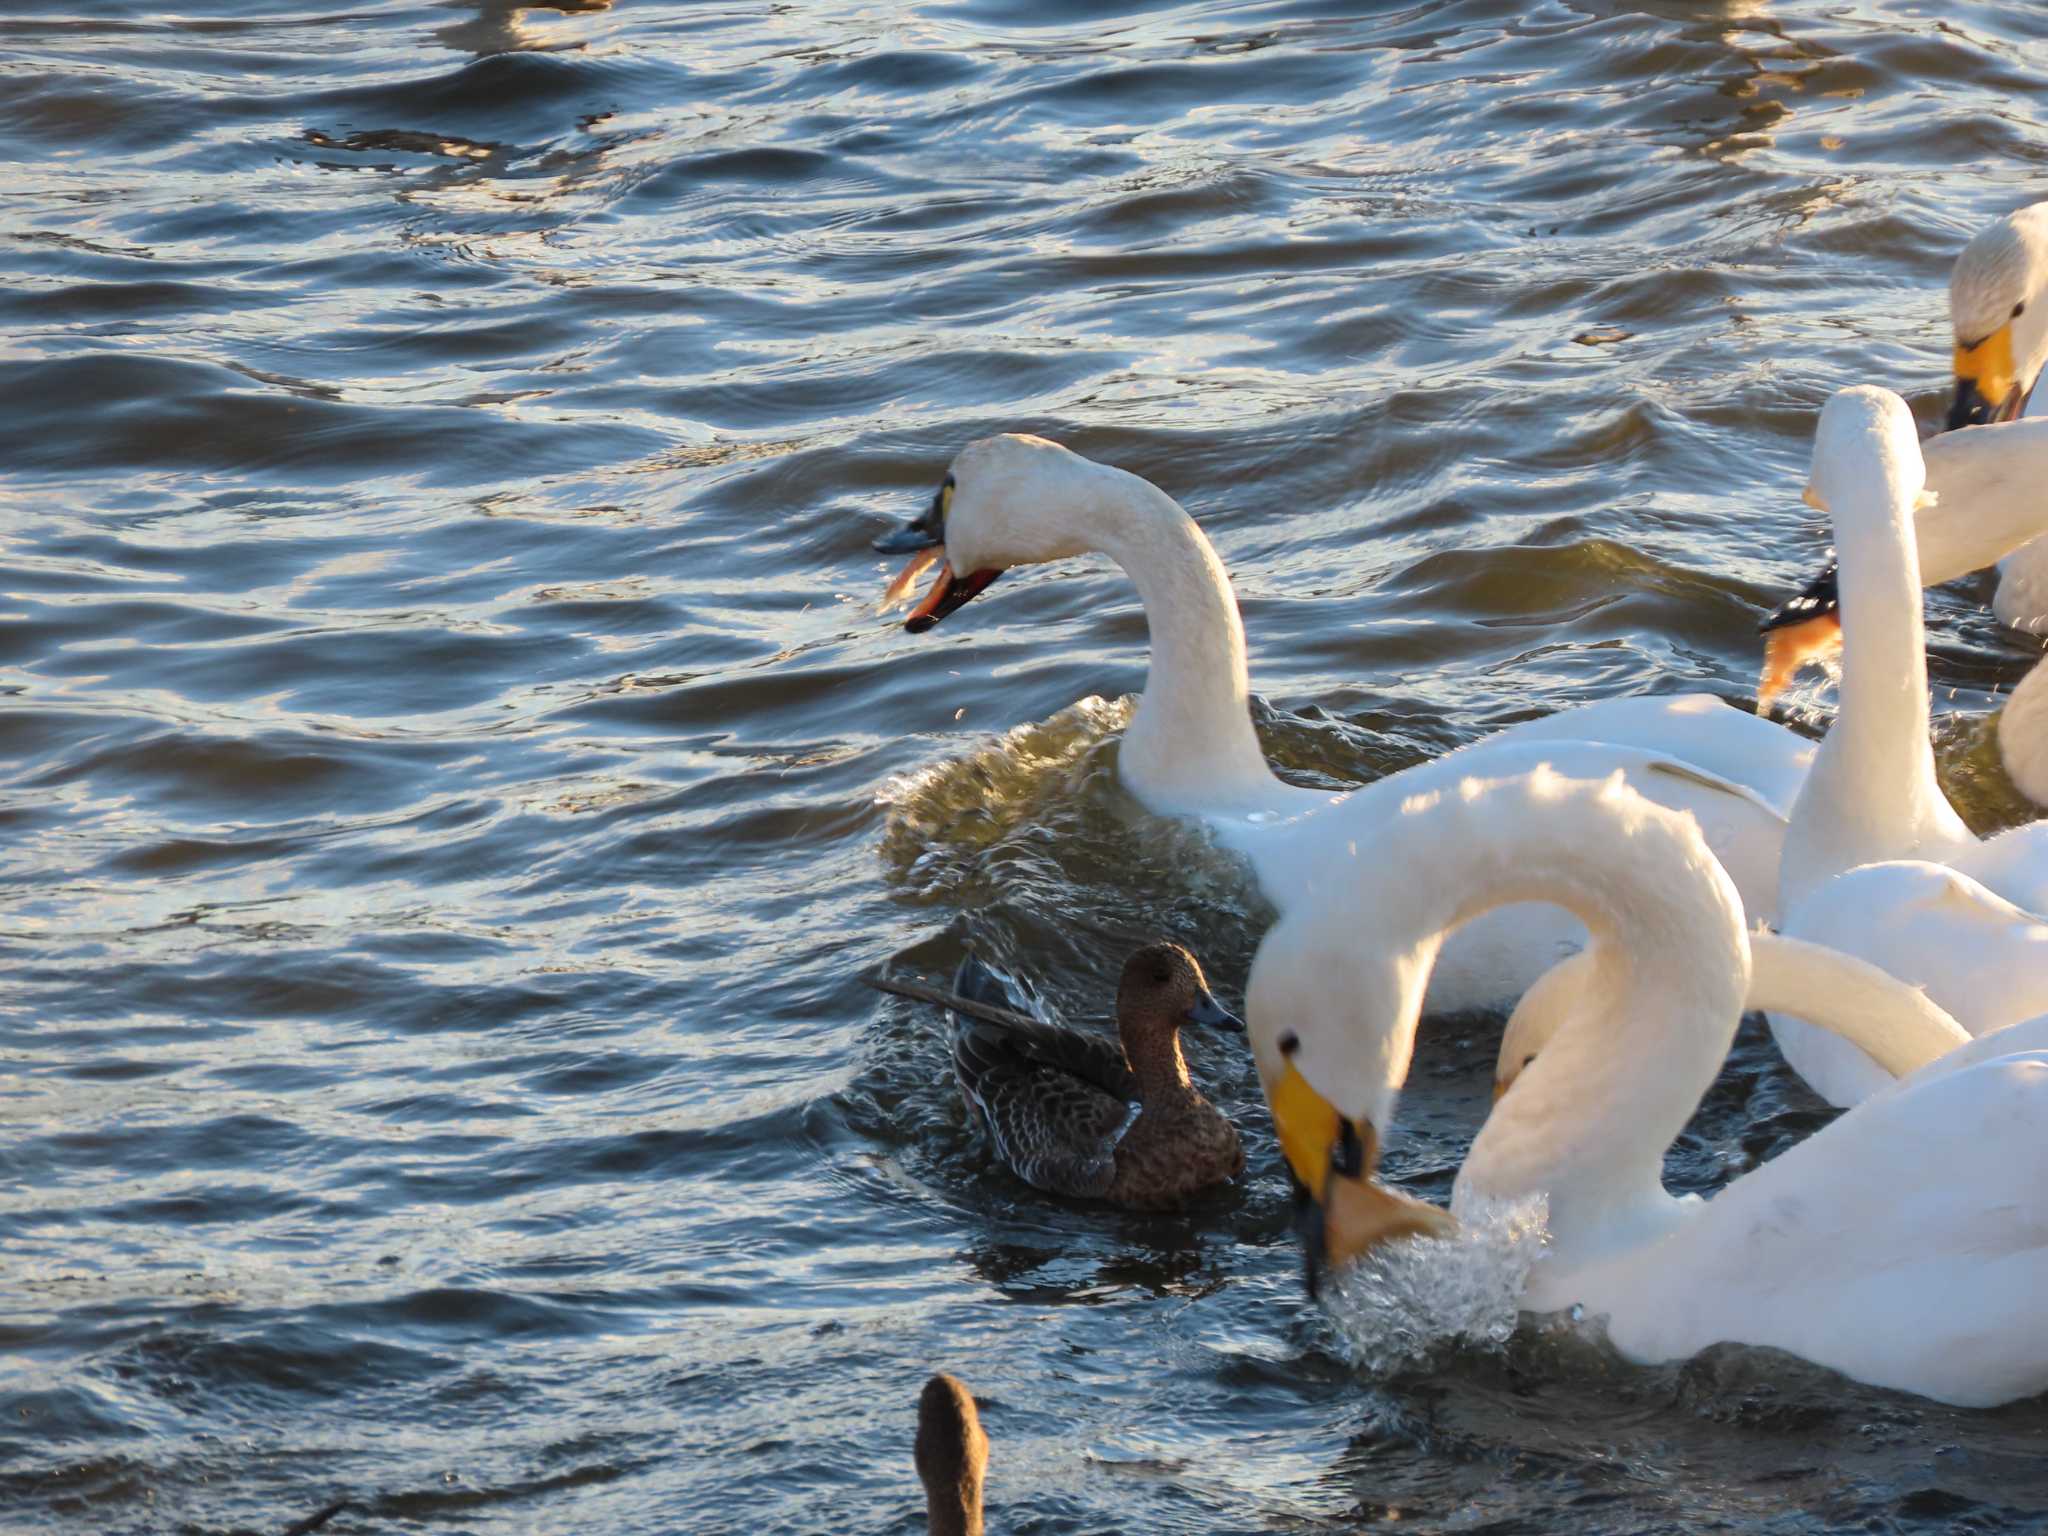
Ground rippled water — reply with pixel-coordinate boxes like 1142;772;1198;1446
6;1;2048;1531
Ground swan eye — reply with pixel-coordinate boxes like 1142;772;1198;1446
1522;1055;1536;1072
1278;1031;1301;1057
2016;301;2028;320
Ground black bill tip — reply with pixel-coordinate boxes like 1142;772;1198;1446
1759;558;1839;634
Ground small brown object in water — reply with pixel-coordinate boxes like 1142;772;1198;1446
916;1373;987;1536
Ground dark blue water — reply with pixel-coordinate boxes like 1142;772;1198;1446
4;1;2047;1531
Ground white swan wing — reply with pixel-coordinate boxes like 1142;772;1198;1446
1772;859;2048;1107
1580;1049;2048;1408
1485;693;1812;815
1954;821;2048;917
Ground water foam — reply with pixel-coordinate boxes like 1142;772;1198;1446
1320;1194;1549;1377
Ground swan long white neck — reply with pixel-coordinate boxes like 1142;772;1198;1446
1745;934;1970;1076
1279;776;1750;1260
1079;467;1282;816
1499;931;1968;1091
1783;423;1969;906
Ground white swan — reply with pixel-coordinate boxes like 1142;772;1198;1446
1761;203;2048;801
1945;201;2048;632
1754;388;2048;1104
1762;415;2048;809
1246;767;2048;1407
2004;653;2048;807
872;434;1796;1012
1492;928;1972;1102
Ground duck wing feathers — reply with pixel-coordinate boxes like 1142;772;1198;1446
949;956;1138;1200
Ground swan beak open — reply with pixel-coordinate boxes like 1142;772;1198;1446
1268;1059;1455;1299
1948;324;2026;429
1757;559;1842;708
872;478;1003;633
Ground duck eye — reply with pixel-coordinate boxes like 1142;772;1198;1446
1278;1031;1300;1057
1151;966;1172;986
1522;1055;1536;1072
2015;301;2028;320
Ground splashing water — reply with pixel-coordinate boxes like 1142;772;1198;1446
1321;1195;1550;1377
876;695;1264;924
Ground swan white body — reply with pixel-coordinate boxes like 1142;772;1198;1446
1768;389;2048;1104
1944;202;2048;633
1245;766;2048;1407
885;433;1798;1013
2003;655;2048;807
1772;862;2048;1105
1916;418;2048;805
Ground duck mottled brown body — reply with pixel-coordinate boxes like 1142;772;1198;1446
948;943;1245;1210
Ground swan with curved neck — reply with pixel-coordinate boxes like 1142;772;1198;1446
1757;388;2048;1104
1247;767;2048;1408
1493;930;1971;1103
1765;203;2048;801
873;434;1801;1011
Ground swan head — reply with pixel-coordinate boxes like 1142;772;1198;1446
1804;384;1924;516
874;433;1103;633
1948;203;2048;430
1247;886;1456;1299
1491;951;1589;1102
1758;387;1924;705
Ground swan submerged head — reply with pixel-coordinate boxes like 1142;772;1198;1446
1948;203;2048;430
875;433;1110;633
1491;949;1592;1102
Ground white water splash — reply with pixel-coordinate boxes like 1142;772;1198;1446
1320;1194;1549;1376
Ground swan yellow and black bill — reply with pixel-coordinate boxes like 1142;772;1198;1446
1948;321;2026;430
1757;558;1842;708
873;475;1002;632
1268;1055;1455;1298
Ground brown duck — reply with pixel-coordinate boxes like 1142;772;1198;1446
947;942;1245;1209
916;1373;987;1536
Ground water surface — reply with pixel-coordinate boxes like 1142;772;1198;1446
5;1;2048;1531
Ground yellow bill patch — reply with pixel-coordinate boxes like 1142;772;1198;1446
1267;1056;1341;1202
1955;324;2017;412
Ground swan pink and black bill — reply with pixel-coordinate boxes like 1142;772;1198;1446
1757;558;1842;707
873;473;1002;633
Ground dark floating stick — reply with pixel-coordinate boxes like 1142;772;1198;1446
864;973;1047;1032
280;1501;355;1536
